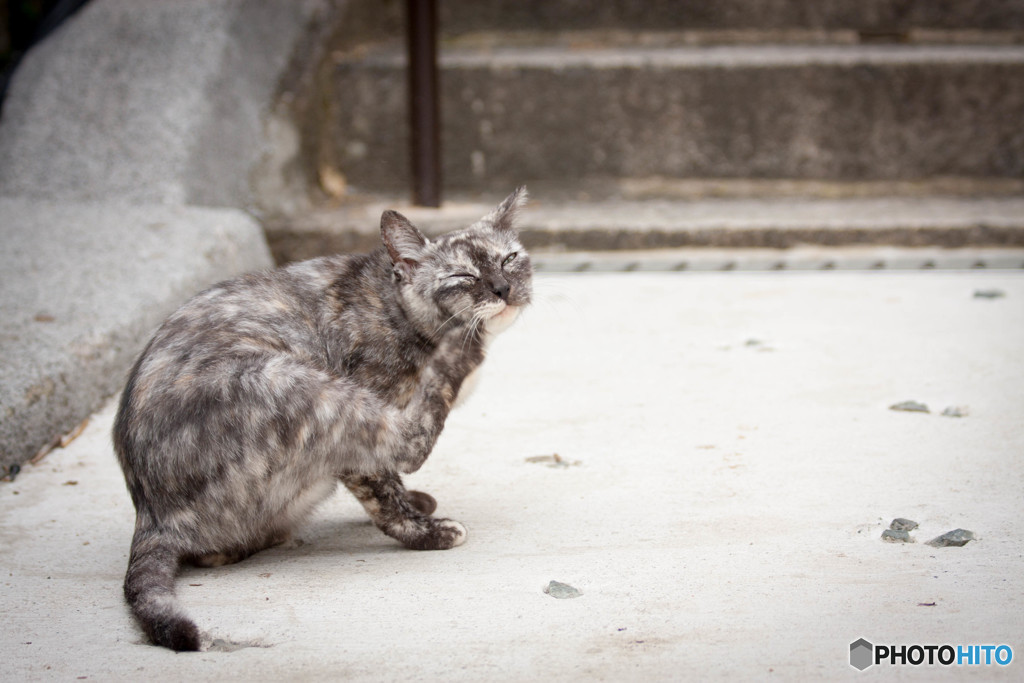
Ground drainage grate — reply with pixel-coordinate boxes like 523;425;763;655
531;249;1024;273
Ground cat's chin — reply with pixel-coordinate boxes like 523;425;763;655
483;304;521;336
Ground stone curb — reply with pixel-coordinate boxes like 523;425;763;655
0;200;272;471
265;197;1024;264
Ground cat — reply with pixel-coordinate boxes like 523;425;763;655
112;187;532;651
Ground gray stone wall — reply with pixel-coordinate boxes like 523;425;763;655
0;0;346;471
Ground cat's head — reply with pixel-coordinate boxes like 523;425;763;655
381;186;532;338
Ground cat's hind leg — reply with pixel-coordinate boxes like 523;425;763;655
189;528;292;568
340;472;465;550
185;478;336;568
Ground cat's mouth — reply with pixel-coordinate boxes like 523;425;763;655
483;303;521;334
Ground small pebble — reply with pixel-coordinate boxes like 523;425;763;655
544;580;583;599
882;529;914;543
890;518;919;532
525;454;581;469
890;401;929;413
926;529;975;547
941;406;969;418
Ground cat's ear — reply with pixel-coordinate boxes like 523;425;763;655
381;210;429;279
484;185;528;234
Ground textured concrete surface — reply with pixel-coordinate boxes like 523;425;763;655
0;0;335;208
1;272;1022;680
267;197;1024;264
324;44;1024;192
0;199;272;472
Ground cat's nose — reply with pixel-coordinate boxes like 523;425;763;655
490;278;510;301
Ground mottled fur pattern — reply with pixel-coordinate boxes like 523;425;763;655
113;188;532;651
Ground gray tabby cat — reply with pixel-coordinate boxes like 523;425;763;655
113;187;531;651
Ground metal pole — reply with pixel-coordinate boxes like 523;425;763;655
405;0;441;207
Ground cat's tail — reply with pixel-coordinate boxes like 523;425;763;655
123;531;200;651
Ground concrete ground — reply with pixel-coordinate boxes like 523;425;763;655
2;271;1022;680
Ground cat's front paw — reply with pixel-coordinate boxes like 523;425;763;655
404;518;467;551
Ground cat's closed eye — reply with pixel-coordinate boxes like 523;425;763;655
446;273;478;282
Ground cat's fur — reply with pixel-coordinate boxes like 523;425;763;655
113;188;531;651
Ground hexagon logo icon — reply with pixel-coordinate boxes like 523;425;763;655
850;638;874;670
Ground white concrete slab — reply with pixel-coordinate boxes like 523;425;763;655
2;272;1022;679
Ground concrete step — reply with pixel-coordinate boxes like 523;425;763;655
437;0;1024;34
321;43;1024;193
442;27;1024;49
528;247;1024;272
265;196;1024;265
340;0;1024;39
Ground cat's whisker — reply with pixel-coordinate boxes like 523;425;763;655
530;278;583;319
432;304;474;337
421;303;476;349
461;311;486;354
531;277;581;304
